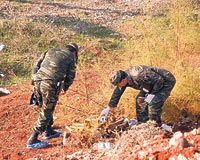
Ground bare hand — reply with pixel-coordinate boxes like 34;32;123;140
59;89;66;95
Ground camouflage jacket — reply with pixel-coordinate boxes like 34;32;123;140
108;65;176;107
32;48;77;91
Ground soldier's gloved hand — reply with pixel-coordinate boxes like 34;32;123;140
99;106;110;122
144;94;155;104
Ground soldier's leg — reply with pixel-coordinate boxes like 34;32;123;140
148;75;176;126
148;91;170;126
33;81;58;134
33;81;43;107
136;91;149;123
43;110;62;140
27;81;51;149
27;105;55;148
148;103;163;126
27;81;60;149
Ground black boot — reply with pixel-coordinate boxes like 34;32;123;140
27;131;40;145
27;131;49;149
43;126;62;139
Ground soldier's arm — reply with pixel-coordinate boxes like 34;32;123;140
63;63;76;91
31;51;47;85
32;51;47;74
108;86;126;107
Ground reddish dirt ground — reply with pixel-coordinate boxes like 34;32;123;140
0;82;79;160
0;72;107;160
0;80;200;160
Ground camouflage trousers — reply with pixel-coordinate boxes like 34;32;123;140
33;80;59;134
136;79;176;126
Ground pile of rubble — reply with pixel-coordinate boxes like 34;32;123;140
66;119;200;160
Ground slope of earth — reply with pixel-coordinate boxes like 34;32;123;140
0;78;99;160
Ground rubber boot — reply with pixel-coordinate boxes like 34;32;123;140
27;131;49;149
43;126;62;140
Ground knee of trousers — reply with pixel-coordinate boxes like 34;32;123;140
148;106;162;117
33;109;53;133
45;101;57;110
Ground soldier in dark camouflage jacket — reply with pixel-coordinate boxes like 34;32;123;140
99;65;176;126
27;43;79;149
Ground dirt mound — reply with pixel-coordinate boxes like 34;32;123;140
66;121;200;160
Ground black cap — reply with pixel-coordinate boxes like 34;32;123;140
66;42;79;53
109;70;127;86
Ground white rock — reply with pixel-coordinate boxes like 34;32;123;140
194;152;200;159
169;131;190;148
93;142;113;150
0;73;4;77
138;151;148;159
0;43;5;51
148;147;153;153
191;128;198;135
0;88;11;94
177;154;187;160
169;131;183;147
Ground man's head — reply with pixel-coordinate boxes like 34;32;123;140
66;42;79;53
66;42;79;63
109;70;128;87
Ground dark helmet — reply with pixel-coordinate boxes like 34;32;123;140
66;42;79;53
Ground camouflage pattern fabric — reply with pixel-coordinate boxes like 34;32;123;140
31;48;77;133
108;65;176;125
33;80;58;133
32;48;76;91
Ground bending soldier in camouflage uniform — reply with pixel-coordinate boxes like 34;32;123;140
27;43;79;149
99;65;176;126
